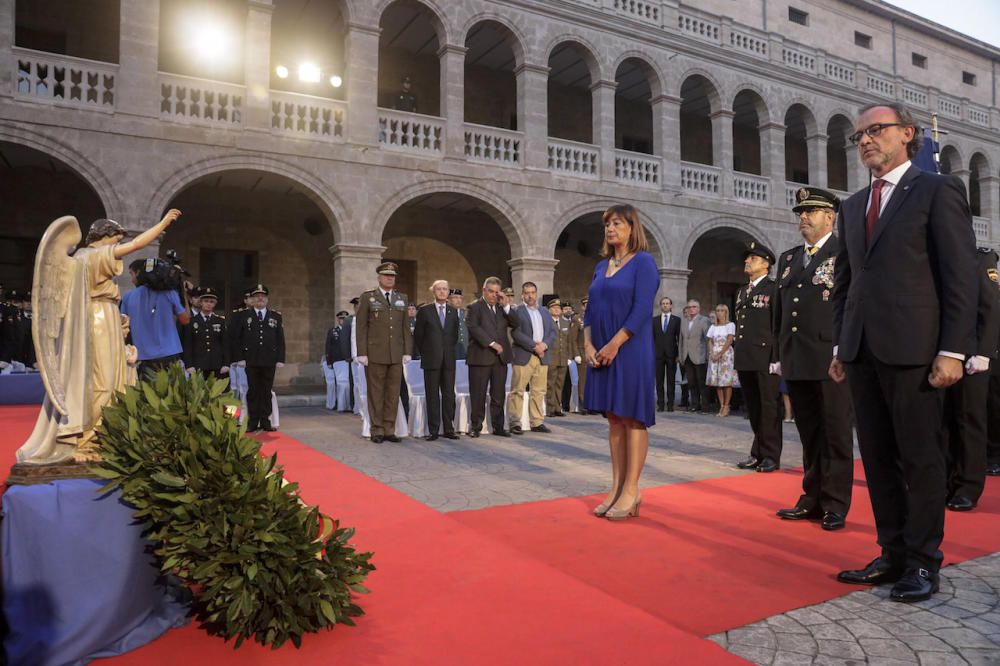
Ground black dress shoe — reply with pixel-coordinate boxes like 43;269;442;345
550;412;565;417
261;420;276;432
890;568;939;603
987;462;1000;476
822;512;846;531
468;431;480;438
509;425;523;435
776;506;821;520
666;405;674;412
530;424;551;433
424;434;438;441
443;432;460;440
946;496;976;512
370;435;384;443
756;458;779;473
837;556;905;586
736;456;759;469
657;406;665;412
384;435;401;443
494;429;510;437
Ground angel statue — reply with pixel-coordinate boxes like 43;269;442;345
15;209;182;468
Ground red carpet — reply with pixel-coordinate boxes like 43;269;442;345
5;404;1000;664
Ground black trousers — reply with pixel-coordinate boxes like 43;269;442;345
561;366;573;412
655;357;677;409
737;369;782;463
470;361;506;434
786;378;854;515
424;364;457;436
986;372;1000;464
683;359;708;410
245;365;276;427
945;372;990;502
845;347;946;572
137;354;182;378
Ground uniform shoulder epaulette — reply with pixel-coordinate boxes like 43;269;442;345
272;309;282;315
218;314;226;319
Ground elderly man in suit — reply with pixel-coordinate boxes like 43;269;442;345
679;299;711;413
507;283;556;434
773;188;854;530
414;279;461;441
830;103;978;602
653;296;681;412
466;276;517;438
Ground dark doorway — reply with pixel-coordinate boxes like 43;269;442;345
199;248;258;313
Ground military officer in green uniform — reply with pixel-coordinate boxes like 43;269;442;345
356;262;412;443
184;286;230;379
545;296;571;416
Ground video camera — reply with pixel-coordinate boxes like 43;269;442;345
134;249;189;292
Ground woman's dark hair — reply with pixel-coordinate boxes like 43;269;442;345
84;218;128;246
600;204;649;258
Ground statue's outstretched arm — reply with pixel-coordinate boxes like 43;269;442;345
113;209;182;260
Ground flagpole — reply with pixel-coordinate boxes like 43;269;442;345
931;113;940;171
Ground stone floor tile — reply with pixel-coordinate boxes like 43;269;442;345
785;608;832;626
816;638;866;659
771;651;815;665
727;626;777;649
766;615;811;634
810;623;856;641
957;648;1000;665
728;643;776;665
857;637;917;660
775;632;817;655
918;653;970;666
936;628;1000;650
841;618;894;639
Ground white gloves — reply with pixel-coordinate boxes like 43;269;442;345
276;362;285;368
768;362;782;376
356;356;369;367
402;355;412;363
966;355;990;375
574;356;582;364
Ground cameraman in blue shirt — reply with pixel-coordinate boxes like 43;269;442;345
121;257;190;376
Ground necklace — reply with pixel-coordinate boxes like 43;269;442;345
612;253;629;267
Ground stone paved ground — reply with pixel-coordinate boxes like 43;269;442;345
277;404;1000;665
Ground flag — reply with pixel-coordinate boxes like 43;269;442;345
913;127;939;173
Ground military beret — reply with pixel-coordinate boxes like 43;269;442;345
742;240;776;265
792;186;840;213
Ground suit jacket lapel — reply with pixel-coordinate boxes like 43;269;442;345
866;166;920;258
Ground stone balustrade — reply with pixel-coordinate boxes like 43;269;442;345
377;108;445;154
270;91;346;141
547;138;600;178
13;47;117;111
615;150;660;187
464;123;523;166
159;73;244;127
733;172;769;205
680;162;721;195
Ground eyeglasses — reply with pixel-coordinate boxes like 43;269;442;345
848;122;903;145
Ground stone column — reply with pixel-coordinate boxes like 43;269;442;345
845;145;864;193
330;243;386;309
711;109;734;198
981;175;1000;223
760;122;786;210
439;43;466;160
591;79;617;180
345;23;381;147
507;258;559;296
659;267;691;303
0;0;13;98
244;0;273;132
652;93;682;192
516;63;550;170
118;0;161;118
807;132;827;188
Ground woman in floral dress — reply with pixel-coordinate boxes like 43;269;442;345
706;303;737;417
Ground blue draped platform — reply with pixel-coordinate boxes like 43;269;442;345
0;373;45;405
2;479;190;665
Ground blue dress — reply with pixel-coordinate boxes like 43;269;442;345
583;251;660;427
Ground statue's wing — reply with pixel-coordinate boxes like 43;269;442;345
32;216;82;416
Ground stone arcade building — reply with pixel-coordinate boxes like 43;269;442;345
2;0;999;386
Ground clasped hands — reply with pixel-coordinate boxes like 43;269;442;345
828;354;966;388
584;340;620;368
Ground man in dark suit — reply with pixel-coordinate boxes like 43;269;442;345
988;272;1000;476
414;279;461;441
830;103;978;602
466;276;517;438
734;241;782;473
773;188;854;531
652;296;681;412
234;284;285;432
943;247;1000;511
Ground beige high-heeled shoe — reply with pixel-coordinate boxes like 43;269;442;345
605;495;642;521
593;488;623;517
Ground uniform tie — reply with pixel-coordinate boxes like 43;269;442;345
805;245;818;267
258;310;264;322
866;179;885;247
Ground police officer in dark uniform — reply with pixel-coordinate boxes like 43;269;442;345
184;286;230;379
734;240;782;473
449;288;468;360
325;311;349;366
395;75;417;112
943;247;1000;510
355;262;412;443
235;284;285;432
773;187;854;530
987;262;1000;476
0;283;11;364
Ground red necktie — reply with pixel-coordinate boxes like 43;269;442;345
865;179;885;246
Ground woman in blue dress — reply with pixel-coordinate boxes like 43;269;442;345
583;205;660;521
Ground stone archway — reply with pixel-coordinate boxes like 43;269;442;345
686;225;761;313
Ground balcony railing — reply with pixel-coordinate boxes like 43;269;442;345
782;46;816;74
464;123;522;166
973;216;990;242
969;107;991;128
615;150;660;187
612;0;660;25
159;73;244;127
14;47;117;111
377;108;445;154
938;96;962;120
547;138;599;178
680;162;720;195
733;172;769;205
729;29;768;59
270;91;346;141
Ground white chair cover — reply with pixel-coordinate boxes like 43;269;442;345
321;357;337;410
237;390;280;428
568;361;579;412
355;362;408;438
403;361;428;438
454;360;472;433
332;360;351;411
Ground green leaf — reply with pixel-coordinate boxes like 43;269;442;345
151;471;186;488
